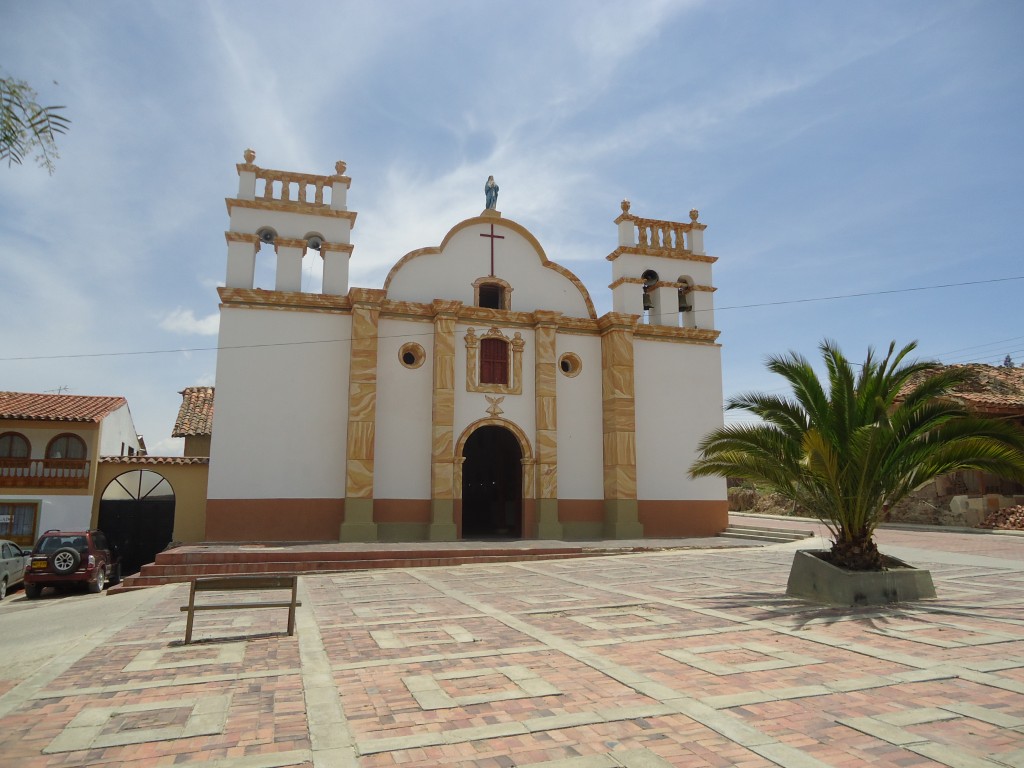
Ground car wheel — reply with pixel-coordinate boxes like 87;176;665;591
24;583;42;600
51;547;81;573
88;568;106;594
0;577;7;600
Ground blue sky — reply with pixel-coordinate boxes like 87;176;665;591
2;1;1022;455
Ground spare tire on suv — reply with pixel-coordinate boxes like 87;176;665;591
23;530;119;599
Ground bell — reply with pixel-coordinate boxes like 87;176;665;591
643;292;653;311
678;298;691;312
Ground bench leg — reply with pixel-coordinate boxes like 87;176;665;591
184;581;197;644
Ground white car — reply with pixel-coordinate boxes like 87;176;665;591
0;539;29;600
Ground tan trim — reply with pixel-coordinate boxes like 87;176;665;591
224;231;259;245
205;498;344;542
225;197;358;222
608;276;646;290
344;299;381;501
605;245;717;264
319;242;354;255
634;325;720;344
219;286;352;314
600;318;637;502
382;215;598;319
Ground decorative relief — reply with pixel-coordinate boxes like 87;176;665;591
464;327;524;395
484;395;505;417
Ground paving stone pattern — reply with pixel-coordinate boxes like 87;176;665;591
0;526;1022;767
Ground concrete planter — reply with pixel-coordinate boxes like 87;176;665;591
786;549;936;606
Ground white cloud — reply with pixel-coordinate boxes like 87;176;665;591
160;308;220;336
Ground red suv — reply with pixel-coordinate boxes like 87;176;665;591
24;530;119;598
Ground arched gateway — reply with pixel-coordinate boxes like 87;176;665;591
460;425;523;538
99;470;175;577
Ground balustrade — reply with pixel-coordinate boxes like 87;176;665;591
633;218;689;252
0;458;90;489
256;169;333;208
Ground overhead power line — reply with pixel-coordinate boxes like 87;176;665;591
3;275;1022;363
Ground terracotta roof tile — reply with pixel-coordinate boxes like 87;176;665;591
0;391;126;423
902;363;1024;412
172;386;214;437
99;455;210;466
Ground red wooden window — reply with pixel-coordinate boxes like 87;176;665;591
480;337;509;385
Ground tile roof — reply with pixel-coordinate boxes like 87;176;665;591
0;391;126;423
172;386;214;437
903;363;1024;413
99;455;210;466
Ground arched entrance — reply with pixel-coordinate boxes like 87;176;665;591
99;470;175;577
461;425;522;538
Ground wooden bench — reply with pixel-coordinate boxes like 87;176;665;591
179;574;300;644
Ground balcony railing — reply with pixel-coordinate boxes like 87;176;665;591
0;458;90;489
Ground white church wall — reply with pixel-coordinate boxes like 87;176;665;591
207;307;351;500
555;333;604;499
228;207;352;244
633;340;726;501
452;323;537;452
373;317;433;499
388;223;591;318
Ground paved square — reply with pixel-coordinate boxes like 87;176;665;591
0;520;1022;767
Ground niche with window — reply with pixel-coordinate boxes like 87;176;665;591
465;327;525;394
472;277;513;311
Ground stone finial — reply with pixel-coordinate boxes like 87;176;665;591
335;161;347;175
621;199;631;214
243;148;256;164
689;208;699;223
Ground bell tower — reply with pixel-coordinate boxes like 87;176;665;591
607;201;716;330
224;149;357;296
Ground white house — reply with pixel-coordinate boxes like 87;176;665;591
0;392;142;544
205;150;727;542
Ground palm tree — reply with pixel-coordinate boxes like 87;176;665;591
690;340;1024;571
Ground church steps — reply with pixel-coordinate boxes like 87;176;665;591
110;546;631;592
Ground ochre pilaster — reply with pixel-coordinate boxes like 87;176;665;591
429;299;461;540
533;311;562;538
340;288;385;541
598;312;643;538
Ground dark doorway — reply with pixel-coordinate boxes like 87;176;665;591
461;426;522;538
99;470;175;577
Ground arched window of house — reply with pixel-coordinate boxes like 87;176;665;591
46;433;87;460
0;432;30;460
480;337;510;385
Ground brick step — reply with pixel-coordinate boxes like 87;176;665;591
112;549;622;593
718;524;814;543
152;546;598;566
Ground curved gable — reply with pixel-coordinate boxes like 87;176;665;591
384;215;596;319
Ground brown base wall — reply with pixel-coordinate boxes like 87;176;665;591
205;498;345;541
637;499;729;537
205;497;728;541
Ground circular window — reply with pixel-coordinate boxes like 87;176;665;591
558;352;582;378
399;342;426;369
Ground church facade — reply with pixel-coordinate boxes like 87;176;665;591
205;151;727;542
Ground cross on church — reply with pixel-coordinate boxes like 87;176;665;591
480;224;504;276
